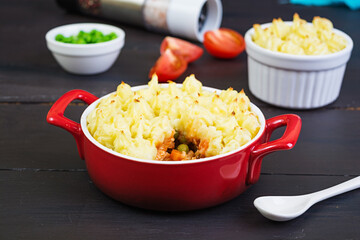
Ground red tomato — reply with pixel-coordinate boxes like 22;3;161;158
149;49;188;82
203;28;245;59
160;36;203;63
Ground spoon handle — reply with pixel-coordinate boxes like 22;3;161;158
310;176;360;204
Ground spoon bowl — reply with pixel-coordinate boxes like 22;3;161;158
254;195;313;221
254;176;360;221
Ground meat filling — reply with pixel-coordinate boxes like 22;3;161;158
156;130;209;161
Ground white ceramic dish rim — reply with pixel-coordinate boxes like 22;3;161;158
46;23;125;56
80;84;266;165
244;22;353;63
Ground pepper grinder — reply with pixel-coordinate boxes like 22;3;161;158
56;0;223;42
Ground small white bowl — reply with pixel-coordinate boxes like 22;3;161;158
245;22;353;109
46;23;125;75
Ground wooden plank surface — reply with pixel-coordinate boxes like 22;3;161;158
0;0;359;107
1;172;359;240
1;0;360;239
1;105;359;176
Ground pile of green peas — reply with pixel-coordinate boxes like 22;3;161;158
55;29;117;44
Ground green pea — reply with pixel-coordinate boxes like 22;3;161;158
103;35;110;42
55;34;65;42
78;30;85;37
92;37;100;43
173;131;179;140
95;31;104;37
109;32;117;40
177;144;189;153
76;38;87;44
64;36;74;43
83;33;92;43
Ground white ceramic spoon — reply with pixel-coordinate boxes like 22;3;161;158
254;176;360;221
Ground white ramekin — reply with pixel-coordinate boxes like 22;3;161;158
46;23;125;75
244;22;353;109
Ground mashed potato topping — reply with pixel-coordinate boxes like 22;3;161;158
252;13;347;55
87;75;260;161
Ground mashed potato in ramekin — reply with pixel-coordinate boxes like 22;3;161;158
86;75;261;161
252;13;347;55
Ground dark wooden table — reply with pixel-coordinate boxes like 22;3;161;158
1;0;359;239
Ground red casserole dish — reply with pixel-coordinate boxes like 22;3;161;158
47;85;301;211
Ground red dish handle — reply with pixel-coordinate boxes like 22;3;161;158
246;114;302;185
47;90;98;159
